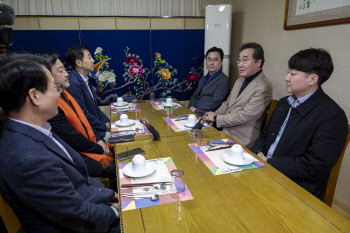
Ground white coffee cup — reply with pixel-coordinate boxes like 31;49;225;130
117;97;124;105
186;114;197;126
132;154;147;175
166;98;173;106
228;144;244;162
119;114;129;125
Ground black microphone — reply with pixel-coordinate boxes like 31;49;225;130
0;2;15;26
192;113;207;131
140;118;160;141
0;3;15;46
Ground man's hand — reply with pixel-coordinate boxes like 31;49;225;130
97;140;110;155
110;192;119;204
189;107;196;113
204;111;216;122
257;152;267;161
110;202;119;209
106;122;111;131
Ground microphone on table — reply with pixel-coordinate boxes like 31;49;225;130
192;113;207;131
140;118;160;141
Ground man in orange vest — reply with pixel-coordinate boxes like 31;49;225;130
41;52;117;190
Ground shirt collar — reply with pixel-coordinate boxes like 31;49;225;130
9;117;52;136
78;72;89;83
287;91;315;108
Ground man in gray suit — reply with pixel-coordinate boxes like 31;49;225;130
204;42;272;148
188;47;230;116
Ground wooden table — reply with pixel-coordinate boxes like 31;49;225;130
115;131;350;233
110;100;217;141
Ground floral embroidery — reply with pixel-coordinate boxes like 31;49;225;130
157;69;171;80
128;65;145;77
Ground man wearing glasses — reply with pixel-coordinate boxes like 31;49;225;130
188;47;230;116
204;42;272;148
41;52;117;191
0;54;120;233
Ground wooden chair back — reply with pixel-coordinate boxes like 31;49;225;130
264;99;278;126
324;125;350;207
0;194;21;233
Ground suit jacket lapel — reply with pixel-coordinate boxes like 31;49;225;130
232;72;264;105
229;78;244;106
201;72;222;93
72;70;95;103
7;120;78;168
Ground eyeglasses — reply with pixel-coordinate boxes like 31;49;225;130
47;83;63;93
237;58;253;64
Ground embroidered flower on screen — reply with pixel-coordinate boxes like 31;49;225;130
94;47;103;55
98;71;116;83
186;73;199;82
157;69;171;80
125;56;140;65
156;53;161;58
128;65;145;77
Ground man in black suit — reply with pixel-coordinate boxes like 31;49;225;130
188;47;230;116
251;48;348;200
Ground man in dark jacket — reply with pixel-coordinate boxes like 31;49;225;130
66;45;110;139
0;54;120;233
251;48;348;201
188;47;230;116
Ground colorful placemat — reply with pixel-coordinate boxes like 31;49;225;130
119;157;194;211
150;100;183;110
188;139;265;175
111;120;152;137
163;115;211;132
110;102;141;114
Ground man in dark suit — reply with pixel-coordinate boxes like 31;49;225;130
251;48;348;200
66;45;110;140
188;47;230;116
0;54;120;233
41;51;117;191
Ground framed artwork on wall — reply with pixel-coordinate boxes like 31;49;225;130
284;0;350;30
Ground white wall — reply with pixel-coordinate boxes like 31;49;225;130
225;0;350;208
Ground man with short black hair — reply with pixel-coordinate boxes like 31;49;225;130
0;54;120;233
66;45;110;139
251;48;348;200
188;46;230;116
204;42;272;148
41;51;117;191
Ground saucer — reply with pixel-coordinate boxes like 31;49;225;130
184;120;198;128
162;102;176;107
222;152;253;166
113;102;128;107
122;162;156;178
115;119;136;127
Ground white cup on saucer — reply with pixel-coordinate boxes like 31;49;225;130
228;144;244;163
132;154;147;175
117;97;124;105
166;98;173;106
185;114;197;127
119;114;129;125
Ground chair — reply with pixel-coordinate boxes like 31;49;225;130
264;99;278;127
95;177;110;188
0;194;21;233
324;125;350;207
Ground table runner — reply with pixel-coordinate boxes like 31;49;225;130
188;139;265;175
163;115;211;132
119;157;194;211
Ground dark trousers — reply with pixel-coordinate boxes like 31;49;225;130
82;155;118;191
